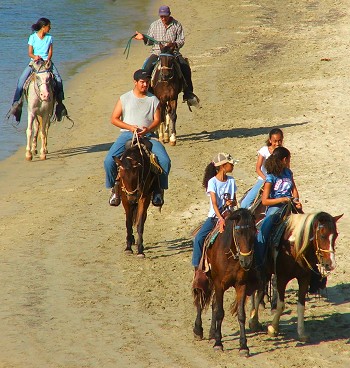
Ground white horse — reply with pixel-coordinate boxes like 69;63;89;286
25;60;55;161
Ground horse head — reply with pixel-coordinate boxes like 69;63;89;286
229;208;256;271
31;59;53;102
158;44;176;81
311;212;343;273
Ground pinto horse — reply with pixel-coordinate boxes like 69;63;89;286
25;60;55;161
192;208;259;356
152;44;182;146
249;211;343;341
114;138;161;257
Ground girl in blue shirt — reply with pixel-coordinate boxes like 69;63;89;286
255;146;302;264
8;18;68;122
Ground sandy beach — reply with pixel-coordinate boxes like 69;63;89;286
0;0;349;367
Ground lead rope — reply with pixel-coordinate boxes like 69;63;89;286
123;34;165;59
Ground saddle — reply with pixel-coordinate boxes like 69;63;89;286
125;137;163;175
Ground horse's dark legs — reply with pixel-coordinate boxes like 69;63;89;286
209;298;217;341
135;200;150;257
124;206;134;254
236;286;249;356
193;294;204;340
212;288;224;350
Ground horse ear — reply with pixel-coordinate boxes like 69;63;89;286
333;214;344;222
114;157;122;166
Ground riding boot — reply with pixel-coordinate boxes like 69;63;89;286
109;180;121;207
152;188;164;207
183;89;200;107
55;100;68;122
6;99;23;123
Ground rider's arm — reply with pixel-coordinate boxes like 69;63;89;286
110;98;138;132
261;182;291;207
174;22;185;49
255;154;266;180
28;45;41;61
47;44;53;62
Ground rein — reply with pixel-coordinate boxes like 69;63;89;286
124;33;165;59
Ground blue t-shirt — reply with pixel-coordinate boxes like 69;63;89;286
265;168;293;203
28;33;53;61
206;176;237;217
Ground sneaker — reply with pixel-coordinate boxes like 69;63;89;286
183;91;200;107
152;190;164;207
55;102;68;122
109;188;121;207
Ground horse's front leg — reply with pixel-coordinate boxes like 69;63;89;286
268;276;288;337
26;114;35;161
168;100;177;146
39;116;48;160
212;287;224;351
124;203;134;254
236;285;249;356
209;297;217;341
296;276;310;342
135;198;150;258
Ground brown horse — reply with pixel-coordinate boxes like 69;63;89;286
192;208;259;356
249;211;343;341
114;138;161;257
152;44;182;146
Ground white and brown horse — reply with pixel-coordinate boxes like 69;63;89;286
25;60;55;160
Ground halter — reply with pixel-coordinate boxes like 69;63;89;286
226;220;255;271
302;223;335;278
31;66;53;102
119;131;153;202
158;53;175;81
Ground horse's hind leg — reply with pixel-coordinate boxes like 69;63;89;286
212;287;224;351
248;289;264;332
39;116;47;160
163;115;170;143
193;290;204;340
268;277;287;337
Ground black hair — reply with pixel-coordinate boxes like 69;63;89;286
265;128;284;146
265;146;290;176
202;162;218;190
31;18;51;32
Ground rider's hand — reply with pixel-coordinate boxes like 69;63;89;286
137;126;149;136
130;125;140;133
219;217;225;233
134;31;144;40
167;42;177;49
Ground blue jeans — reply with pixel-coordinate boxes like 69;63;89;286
255;206;281;266
104;131;171;189
192;217;217;267
240;179;264;209
13;62;64;103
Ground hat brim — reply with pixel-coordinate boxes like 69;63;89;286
214;159;238;167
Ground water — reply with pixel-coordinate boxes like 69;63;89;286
0;0;154;161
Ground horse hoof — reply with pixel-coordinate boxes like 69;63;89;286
170;140;176;146
136;253;145;259
124;249;133;255
299;334;310;343
25;154;33;161
267;325;278;337
239;348;250;357
213;345;223;352
193;333;203;341
163;133;169;143
40;154;46;160
158;134;164;143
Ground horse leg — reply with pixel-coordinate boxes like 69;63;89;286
248;289;264;332
124;205;134;254
163;113;170;143
26;114;35;161
31;117;40;157
168;100;177;146
158;122;164;143
193;291;204;340
212;287;224;351
39;116;47;160
209;297;217;341
296;277;310;342
236;285;249;356
268;276;288;337
135;199;150;258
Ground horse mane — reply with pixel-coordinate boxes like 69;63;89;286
286;212;335;258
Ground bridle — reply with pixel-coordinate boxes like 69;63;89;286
32;66;53;101
158;52;175;81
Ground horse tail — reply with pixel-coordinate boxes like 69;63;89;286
192;276;213;310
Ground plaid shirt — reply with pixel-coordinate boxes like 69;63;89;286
145;18;185;55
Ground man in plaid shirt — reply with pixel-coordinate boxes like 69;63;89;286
134;5;199;106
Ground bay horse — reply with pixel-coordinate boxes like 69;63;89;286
192;208;259;356
152;44;182;146
114;137;161;257
25;59;55;161
249;211;343;341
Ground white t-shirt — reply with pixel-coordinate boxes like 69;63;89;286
206;176;237;217
257;145;272;180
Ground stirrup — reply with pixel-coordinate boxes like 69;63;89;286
152;190;164;207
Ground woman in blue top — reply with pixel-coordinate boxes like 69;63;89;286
192;152;238;270
8;18;68;122
255;146;302;264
